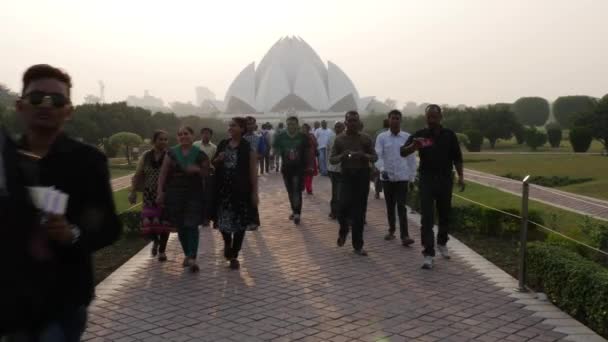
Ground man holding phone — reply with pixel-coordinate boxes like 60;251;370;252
330;111;377;256
375;110;417;246
401;104;464;270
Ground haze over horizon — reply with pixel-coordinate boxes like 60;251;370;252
1;0;607;108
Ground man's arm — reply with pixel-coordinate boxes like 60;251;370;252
329;136;345;165
76;155;122;252
400;134;417;157
452;132;465;190
374;133;384;171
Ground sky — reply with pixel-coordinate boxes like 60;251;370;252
1;0;607;107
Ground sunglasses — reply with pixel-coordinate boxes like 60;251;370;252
22;91;70;108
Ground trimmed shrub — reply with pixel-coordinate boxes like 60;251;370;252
569;126;593;153
501;173;593;188
451;205;544;239
464;130;483;152
527;243;608;337
513;124;525;145
455;133;469;148
118;211;141;237
524;127;547;151
546;123;562;148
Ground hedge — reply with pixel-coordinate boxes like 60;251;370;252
118;210;142;236
528;243;608;337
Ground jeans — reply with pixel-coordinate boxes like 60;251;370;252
178;225;199;258
222;231;246;259
419;174;453;257
382;181;409;239
338;168;370;251
328;171;341;217
2;306;88;342
259;153;270;174
318;148;328;176
283;172;304;215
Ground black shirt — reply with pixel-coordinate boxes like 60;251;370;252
17;134;122;321
404;127;463;176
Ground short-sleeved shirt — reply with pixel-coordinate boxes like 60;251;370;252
244;133;262;155
405;126;463;176
330;132;377;170
193;141;217;160
273;131;310;174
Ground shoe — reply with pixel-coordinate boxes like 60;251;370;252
307;191;313;195
247;224;259;231
151;242;159;257
289;214;294;221
182;257;190;267
229;259;240;270
337;236;345;247
190;262;200;273
328;213;336;220
402;238;415;247
224;247;231;260
354;249;368;256
422;256;434;270
294;214;301;225
384;233;396;241
158;253;167;262
438;245;451;259
375;193;380;199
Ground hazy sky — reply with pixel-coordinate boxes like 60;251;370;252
1;0;607;107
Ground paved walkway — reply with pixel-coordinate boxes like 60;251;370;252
89;174;604;342
464;169;608;221
111;175;132;192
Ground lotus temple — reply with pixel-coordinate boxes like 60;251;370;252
208;36;387;123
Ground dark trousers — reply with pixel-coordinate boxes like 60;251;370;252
202;174;215;223
222;231;246;259
374;174;383;195
328;171;341;216
419;174;453;257
282;172;304;215
2;305;88;342
150;232;170;253
338;169;370;251
260;153;270;174
383;181;409;239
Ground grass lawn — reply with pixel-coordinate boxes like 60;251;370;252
476;136;605;153
453;181;603;243
110;167;134;180
464;153;608;200
93;189;145;284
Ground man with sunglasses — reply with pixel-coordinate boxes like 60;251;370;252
7;64;122;341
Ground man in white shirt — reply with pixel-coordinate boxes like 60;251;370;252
326;121;345;219
314;120;334;177
375;110;417;247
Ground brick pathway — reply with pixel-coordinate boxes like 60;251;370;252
465;169;608;222
87;174;604;342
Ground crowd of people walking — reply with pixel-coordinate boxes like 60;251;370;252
1;64;465;341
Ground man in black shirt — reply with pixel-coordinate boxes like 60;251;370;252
6;64;122;340
401;104;464;269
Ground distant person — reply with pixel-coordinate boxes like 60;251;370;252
273;122;285;172
375;110;416;246
193;127;217;227
301;123;318;195
212;117;259;269
330;111;377;256
129;130;172;261
5;64;122;340
373;118;390;199
313;121;321;134
401;104;465;270
243;116;262;230
260;123;272;174
314;120;334;177
327;121;345;219
273;116;313;225
157;126;209;273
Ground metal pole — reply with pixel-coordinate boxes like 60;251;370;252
517;175;531;292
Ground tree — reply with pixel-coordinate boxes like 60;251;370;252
471;105;519;148
524;127;547;151
546;123;562;148
513;123;525;144
569;127;593;153
0;84;18;108
442;107;472;133
464;130;483;152
383;98;397;110
589;95;608;154
108;132;142;165
553;96;597;129
513;97;550;126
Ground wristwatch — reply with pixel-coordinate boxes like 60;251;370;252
70;224;81;244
